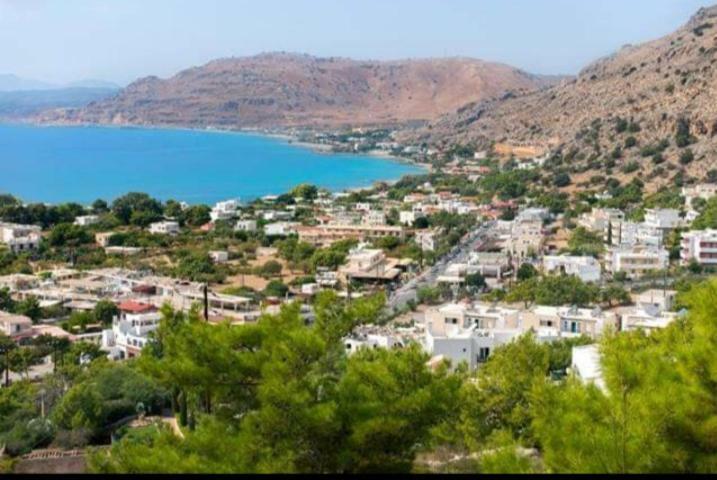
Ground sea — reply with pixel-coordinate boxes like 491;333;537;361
0;124;425;205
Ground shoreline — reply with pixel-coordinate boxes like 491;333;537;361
18;119;427;168
0;121;430;206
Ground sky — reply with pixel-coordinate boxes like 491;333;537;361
0;0;711;85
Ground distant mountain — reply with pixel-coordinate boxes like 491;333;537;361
403;5;717;190
65;79;121;90
0;87;118;118
39;52;563;129
0;74;56;92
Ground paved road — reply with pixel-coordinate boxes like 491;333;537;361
387;221;496;311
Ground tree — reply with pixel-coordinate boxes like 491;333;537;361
91;199;109;214
257;260;283;278
184;205;211;227
94;300;119;326
47;223;93;247
111;193;163;226
15;296;42;323
680;149;695;165
553;173;571;188
517;263;538;281
464;272;486;290
459;334;548;449
263;280;288;298
0;287;15;311
290;184;319;201
567;226;605;257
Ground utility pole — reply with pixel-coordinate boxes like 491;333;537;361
203;283;209;322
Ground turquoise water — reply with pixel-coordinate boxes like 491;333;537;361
0;124;424;205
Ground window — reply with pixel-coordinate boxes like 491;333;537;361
478;348;490;363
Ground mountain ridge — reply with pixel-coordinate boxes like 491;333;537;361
39;52;563;129
400;5;717;190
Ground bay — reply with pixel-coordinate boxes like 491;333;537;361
0;124;424;205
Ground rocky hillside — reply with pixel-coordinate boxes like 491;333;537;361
39;53;558;129
407;5;717;189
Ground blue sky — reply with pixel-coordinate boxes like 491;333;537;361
0;0;710;85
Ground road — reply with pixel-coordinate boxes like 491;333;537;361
387;220;496;311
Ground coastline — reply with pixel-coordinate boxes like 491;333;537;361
24;119;427;169
0;121;429;205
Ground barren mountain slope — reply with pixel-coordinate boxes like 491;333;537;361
41;53;558;129
406;6;717;189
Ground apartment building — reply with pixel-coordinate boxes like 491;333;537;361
681;229;717;267
102;301;161;360
296;224;405;247
607;245;669;278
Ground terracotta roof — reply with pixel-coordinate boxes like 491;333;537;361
118;301;156;314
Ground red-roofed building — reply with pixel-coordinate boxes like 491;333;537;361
118;301;157;315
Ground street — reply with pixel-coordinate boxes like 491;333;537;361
387;220;496;311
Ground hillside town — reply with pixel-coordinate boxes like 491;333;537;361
2;144;714;392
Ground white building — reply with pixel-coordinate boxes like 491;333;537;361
339;244;400;282
424;303;525;369
209;251;229;264
516;208;551;223
0;223;42;254
210;199;240;222
607;245;669;278
571;344;605;391
506;220;544;259
681;229;717;267
621;305;679;332
148;221;180;236
399;210;418;226
264;222;299;237
542;255;601;283
234;220;258;232
469;252;512;279
615;221;663;248
0;311;33;340
74;215;100;227
578;208;625;243
524;305;616;339
636;289;677;312
643;208;683;231
415;230;437;252
362;209;387;226
102;301;161;360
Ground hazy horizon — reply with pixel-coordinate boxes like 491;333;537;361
0;0;711;86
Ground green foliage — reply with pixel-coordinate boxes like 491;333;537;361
692;197;717;230
675;117;696;148
505;275;599;308
183;205;212;227
290;184;319;201
567;226;604;257
516;263;538;281
112;193;163;226
96;294;465;473
174;251;223;283
94;300;119;326
263;280;288;298
47;223;93;247
52;362;167;444
15;296;42;322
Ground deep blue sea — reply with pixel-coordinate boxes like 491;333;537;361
0;124;424;205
